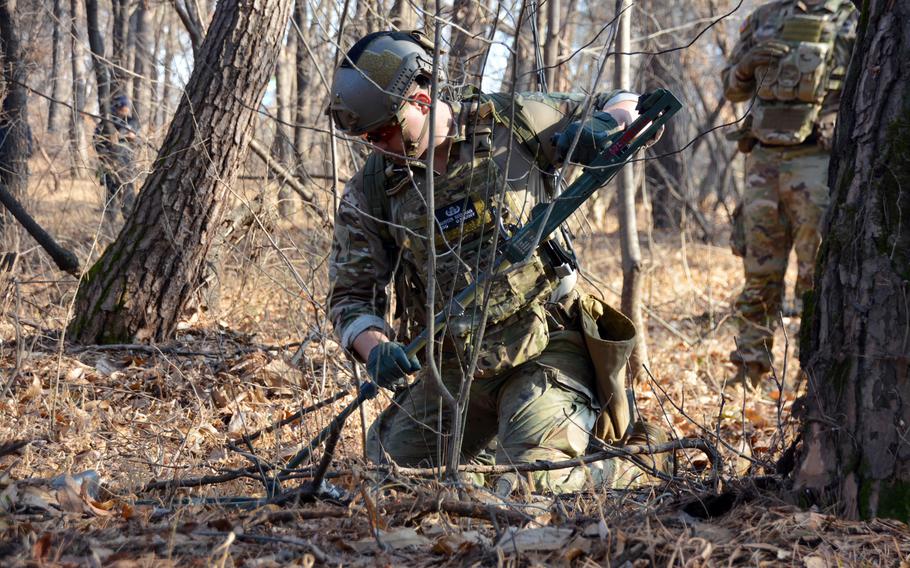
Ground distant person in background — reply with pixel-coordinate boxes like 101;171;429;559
722;0;857;391
93;95;139;224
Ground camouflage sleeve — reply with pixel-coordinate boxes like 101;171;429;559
517;90;630;166
722;11;758;102
328;172;395;351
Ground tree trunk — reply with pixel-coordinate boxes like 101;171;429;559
614;0;648;383
67;0;295;344
448;0;485;86
69;0;89;169
0;0;30;245
272;29;294;216
543;0;559;90
110;0;130;97
47;0;64;133
503;2;535;93
84;0;110;114
641;0;687;230
159;10;176;127
131;0;152;125
794;0;910;521
292;0;310;164
390;0;416;29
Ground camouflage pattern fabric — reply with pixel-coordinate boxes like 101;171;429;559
329;89;649;491
732;144;829;370
722;0;857;146
723;0;856;374
93;114;140;220
367;330;654;492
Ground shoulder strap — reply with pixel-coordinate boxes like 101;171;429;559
476;92;550;172
361;152;393;242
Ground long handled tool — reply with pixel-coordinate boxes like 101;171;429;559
283;89;683;485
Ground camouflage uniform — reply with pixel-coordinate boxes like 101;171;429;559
93;112;140;221
723;0;857;375
329;91;658;492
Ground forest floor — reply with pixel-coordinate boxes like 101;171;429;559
0;175;907;566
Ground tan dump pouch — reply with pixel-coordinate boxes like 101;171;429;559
579;294;637;443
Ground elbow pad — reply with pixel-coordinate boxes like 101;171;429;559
553;111;622;165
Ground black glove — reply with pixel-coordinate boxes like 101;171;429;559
366;342;420;391
552;111;621;165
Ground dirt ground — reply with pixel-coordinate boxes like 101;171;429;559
0;172;907;566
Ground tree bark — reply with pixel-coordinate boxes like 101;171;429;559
0;0;31;245
272;29;294;216
172;0;205;59
292;0;307;161
503;1;535;93
641;0;688;230
131;0;152;125
543;0;559;90
68;0;295;344
159;10;177;127
69;0;89;169
47;0;64;133
614;0;648;383
448;0;485;86
84;0;111;114
110;0;130;97
794;0;910;522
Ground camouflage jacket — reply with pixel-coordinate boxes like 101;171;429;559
328;90;628;370
723;0;857;146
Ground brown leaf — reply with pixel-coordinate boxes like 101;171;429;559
496;526;574;552
55;476;113;517
32;532;52;561
208;517;234;532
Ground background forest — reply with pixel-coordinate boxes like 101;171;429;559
0;0;908;565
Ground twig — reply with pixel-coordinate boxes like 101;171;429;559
258;508;352;523
66;341;304;356
387;496;530;525
196;531;329;564
382;439;719;476
0;439;31;458
226;390;349;449
579;268;698;347
648;366;772;470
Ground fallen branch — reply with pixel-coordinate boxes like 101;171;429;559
227;390;349;449
140;438;720;494
380;438;720;477
0;182;79;274
387;496;530;525
66;340;304;356
0;439;31;458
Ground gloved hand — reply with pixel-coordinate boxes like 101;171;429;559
552;111;621;165
366;341;420;391
734;40;791;81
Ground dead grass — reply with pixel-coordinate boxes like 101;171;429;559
0;172;904;567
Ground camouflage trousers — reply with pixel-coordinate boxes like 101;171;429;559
732;143;830;370
99;153;137;221
366;330;652;493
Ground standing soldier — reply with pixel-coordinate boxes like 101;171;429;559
93;94;139;224
723;0;857;389
327;30;666;494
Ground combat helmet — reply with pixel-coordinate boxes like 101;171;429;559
328;30;442;135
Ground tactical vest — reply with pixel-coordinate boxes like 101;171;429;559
361;93;560;378
749;0;853;145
